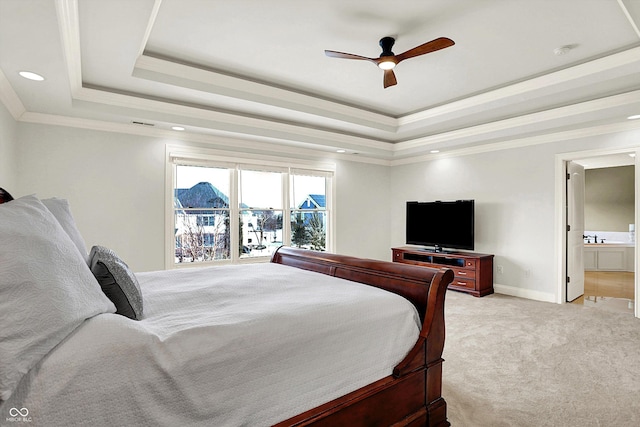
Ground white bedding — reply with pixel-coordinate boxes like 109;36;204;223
2;262;420;427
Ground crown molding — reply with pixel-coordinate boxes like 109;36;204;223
16;108;640;170
0;68;26;120
394;89;640;152
390;119;640;166
54;0;82;94
132;45;640;139
134;54;398;133
618;0;640;39
17;111;393;166
398;47;640;127
135;0;163;59
73;86;394;154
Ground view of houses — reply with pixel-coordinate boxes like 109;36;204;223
174;182;326;263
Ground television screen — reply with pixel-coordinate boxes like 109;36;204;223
405;200;474;251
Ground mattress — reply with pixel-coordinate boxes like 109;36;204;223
2;262;420;426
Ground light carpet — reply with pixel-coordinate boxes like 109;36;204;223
442;290;640;427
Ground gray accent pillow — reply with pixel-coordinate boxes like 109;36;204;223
89;246;144;320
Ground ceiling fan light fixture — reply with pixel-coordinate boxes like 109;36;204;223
325;36;454;88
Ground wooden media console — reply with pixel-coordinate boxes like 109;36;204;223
392;247;494;297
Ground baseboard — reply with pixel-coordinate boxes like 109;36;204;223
493;283;556;303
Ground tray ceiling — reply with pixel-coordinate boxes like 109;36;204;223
1;0;640;163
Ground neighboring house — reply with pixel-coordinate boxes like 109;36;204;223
292;194;327;251
296;194;325;224
173;182;231;261
175;182;230;210
299;194;325;210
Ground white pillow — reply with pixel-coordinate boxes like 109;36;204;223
41;197;89;263
0;195;116;401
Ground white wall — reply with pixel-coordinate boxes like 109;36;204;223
390;128;640;301
15;123;392;271
17;124;166;272
0;102;18;191
334;160;391;261
585;166;634;231
391;145;556;299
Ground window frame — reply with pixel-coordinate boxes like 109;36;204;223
165;145;335;268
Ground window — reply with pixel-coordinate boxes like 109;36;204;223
290;173;328;251
168;150;334;267
239;169;284;258
174;165;231;263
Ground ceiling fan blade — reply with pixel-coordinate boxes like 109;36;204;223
395;37;454;63
324;50;376;62
383;69;397;88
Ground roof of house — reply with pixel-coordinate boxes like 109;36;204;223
175;182;325;211
176;182;230;209
299;194;325;209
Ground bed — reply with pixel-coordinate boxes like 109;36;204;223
0;193;454;427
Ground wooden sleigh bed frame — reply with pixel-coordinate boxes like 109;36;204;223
271;246;454;427
0;185;455;426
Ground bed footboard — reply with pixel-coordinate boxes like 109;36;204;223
271;246;454;427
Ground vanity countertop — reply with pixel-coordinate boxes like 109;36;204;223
584;242;634;247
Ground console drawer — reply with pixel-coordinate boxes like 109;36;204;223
452;268;477;280
449;277;476;290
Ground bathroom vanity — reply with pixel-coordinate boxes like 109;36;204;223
584;243;634;272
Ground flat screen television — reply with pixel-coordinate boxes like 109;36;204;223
405;200;474;252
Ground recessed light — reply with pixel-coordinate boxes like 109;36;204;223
171;126;185;131
430;150;440;154
18;71;44;81
627;114;640;120
336;149;346;153
553;46;572;56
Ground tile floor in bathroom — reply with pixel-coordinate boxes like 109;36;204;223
571;271;635;315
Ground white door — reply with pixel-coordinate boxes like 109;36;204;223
566;161;585;302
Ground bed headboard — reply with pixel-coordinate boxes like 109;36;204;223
0;187;14;204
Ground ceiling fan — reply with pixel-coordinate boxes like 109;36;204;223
325;36;454;88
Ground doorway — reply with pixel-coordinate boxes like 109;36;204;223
556;148;639;318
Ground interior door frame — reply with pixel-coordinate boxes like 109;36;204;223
554;147;639;318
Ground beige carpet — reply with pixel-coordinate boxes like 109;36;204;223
442;290;640;427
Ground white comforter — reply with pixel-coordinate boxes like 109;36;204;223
3;263;420;427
